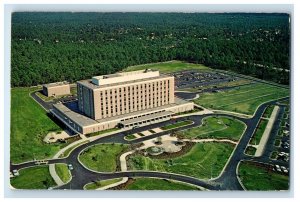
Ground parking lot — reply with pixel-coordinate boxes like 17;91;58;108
168;70;240;90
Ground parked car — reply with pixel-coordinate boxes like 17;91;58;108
68;164;74;170
281;166;289;174
275;165;282;172
12;169;19;176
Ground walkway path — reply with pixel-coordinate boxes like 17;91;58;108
254;106;279;157
182;138;238;145
49;164;64;186
211;110;251;119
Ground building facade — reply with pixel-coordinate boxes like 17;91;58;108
43;81;70;97
77;70;175;120
51;69;194;135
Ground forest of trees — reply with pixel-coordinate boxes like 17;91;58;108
11;12;290;87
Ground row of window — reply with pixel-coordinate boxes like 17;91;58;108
100;99;170;116
99;80;170;98
100;90;169;101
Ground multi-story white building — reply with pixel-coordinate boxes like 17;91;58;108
51;69;194;134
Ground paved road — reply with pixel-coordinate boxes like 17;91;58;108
212;99;289;190
11;97;289;190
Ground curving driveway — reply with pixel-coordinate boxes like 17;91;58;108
10;97;289;190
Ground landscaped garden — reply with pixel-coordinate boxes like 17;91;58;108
127;142;235;179
79;143;129;172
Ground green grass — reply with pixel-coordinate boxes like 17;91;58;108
250;119;268;145
125;134;137;140
59;140;90;158
149;129;156;134
84;178;123;190
161;120;193;130
238;161;289;190
79;143;129;172
85;127;120;138
194;83;289;115
11;87;67;163
178;116;245;141
245;146;257;156
263;105;275;118
10;166;56;189
35;91;55;101
127;142;234;179
137;132;145;136
125;178;200;190
274;139;281;147
55;164;71;183
124;60;210;73
270;151;278;160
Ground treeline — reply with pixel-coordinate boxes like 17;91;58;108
11;12;290;86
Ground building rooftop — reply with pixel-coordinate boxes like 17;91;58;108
43;81;69;88
77;73;172;90
52;103;98;127
91;69;159;86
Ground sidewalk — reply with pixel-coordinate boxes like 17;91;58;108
254;106;279;157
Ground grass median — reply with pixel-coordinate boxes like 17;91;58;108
55;163;71;183
161;120;193;130
84;178;123;190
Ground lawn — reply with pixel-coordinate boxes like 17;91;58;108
270;151;279;160
245;146;257;156
177;116;245;141
84;178;123;190
10;166;56;189
274;139;281;147
11;87;67;163
194;83;289;115
85;127;120;138
55;163;71;183
124;60;210;73
238;161;289;190
79;143;129;172
250;119;268;145
125;134;138;141
127;142;235;179
125;178;199;190
263;105;275;118
161;120;193;130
